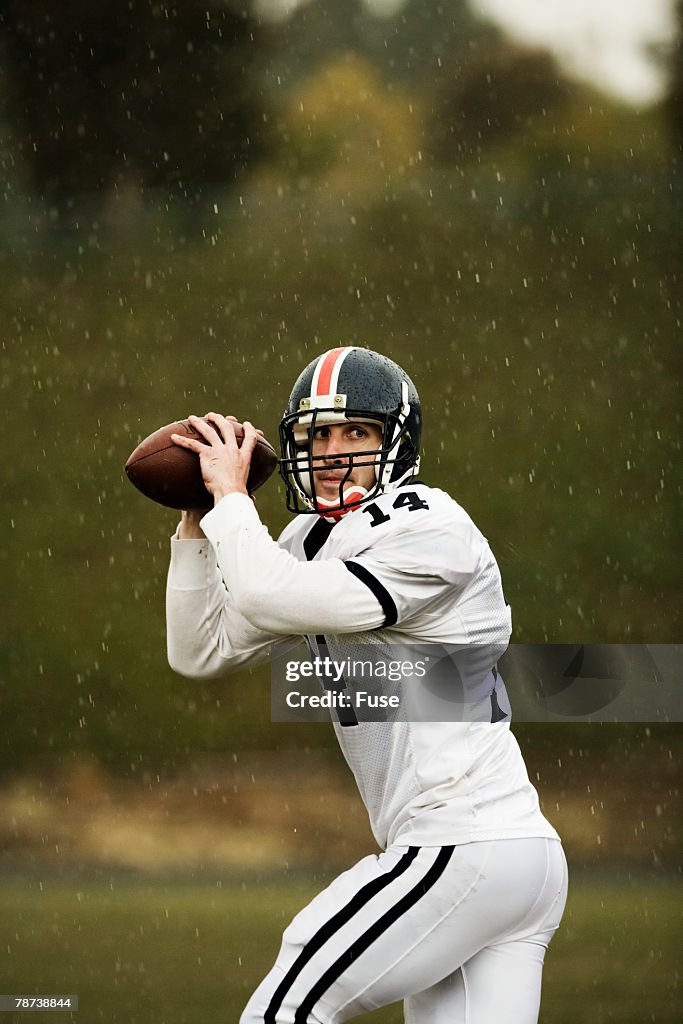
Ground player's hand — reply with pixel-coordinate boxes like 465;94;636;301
171;413;262;504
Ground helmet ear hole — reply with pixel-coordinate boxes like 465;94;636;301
393;432;419;479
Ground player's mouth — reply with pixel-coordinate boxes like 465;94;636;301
315;471;354;494
317;472;350;487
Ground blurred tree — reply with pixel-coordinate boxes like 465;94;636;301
265;0;370;87
670;0;683;220
372;0;478;83
426;36;572;162
668;0;682;153
269;52;421;193
267;0;480;90
0;0;270;221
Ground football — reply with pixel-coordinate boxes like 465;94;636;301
125;418;279;510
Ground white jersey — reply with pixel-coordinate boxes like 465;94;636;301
166;484;559;849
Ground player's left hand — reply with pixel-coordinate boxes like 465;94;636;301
171;413;262;503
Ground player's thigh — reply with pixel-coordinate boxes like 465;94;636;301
241;839;566;1024
241;844;468;1024
360;840;565;1023
403;935;549;1024
403;842;567;1024
240;845;418;1023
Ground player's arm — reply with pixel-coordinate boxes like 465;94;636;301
171;414;389;636
198;494;391;635
166;516;298;678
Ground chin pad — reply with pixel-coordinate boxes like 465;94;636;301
316;485;369;522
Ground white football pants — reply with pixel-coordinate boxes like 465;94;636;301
240;837;568;1024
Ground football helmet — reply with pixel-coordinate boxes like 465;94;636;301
279;346;422;519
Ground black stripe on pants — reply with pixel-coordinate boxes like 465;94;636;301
264;846;455;1023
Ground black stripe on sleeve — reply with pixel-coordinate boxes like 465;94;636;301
264;847;419;1024
344;560;398;628
294;846;456;1023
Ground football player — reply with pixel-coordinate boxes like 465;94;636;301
166;347;567;1024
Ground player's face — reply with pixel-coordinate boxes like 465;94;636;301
310;421;383;501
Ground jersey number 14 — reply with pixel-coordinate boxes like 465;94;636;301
363;491;429;528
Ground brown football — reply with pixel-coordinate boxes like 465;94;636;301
124;418;279;510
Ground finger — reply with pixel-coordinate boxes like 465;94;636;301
208;412;264;437
205;412;239;450
188;414;223;445
205;413;238;423
171;432;205;453
240;420;260;461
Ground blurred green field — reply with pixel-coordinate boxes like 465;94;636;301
1;35;681;771
1;869;680;1024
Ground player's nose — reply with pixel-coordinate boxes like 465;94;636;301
321;430;346;459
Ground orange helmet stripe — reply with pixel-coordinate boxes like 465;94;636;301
311;346;354;399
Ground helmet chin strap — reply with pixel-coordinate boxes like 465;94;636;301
316;485;369;523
